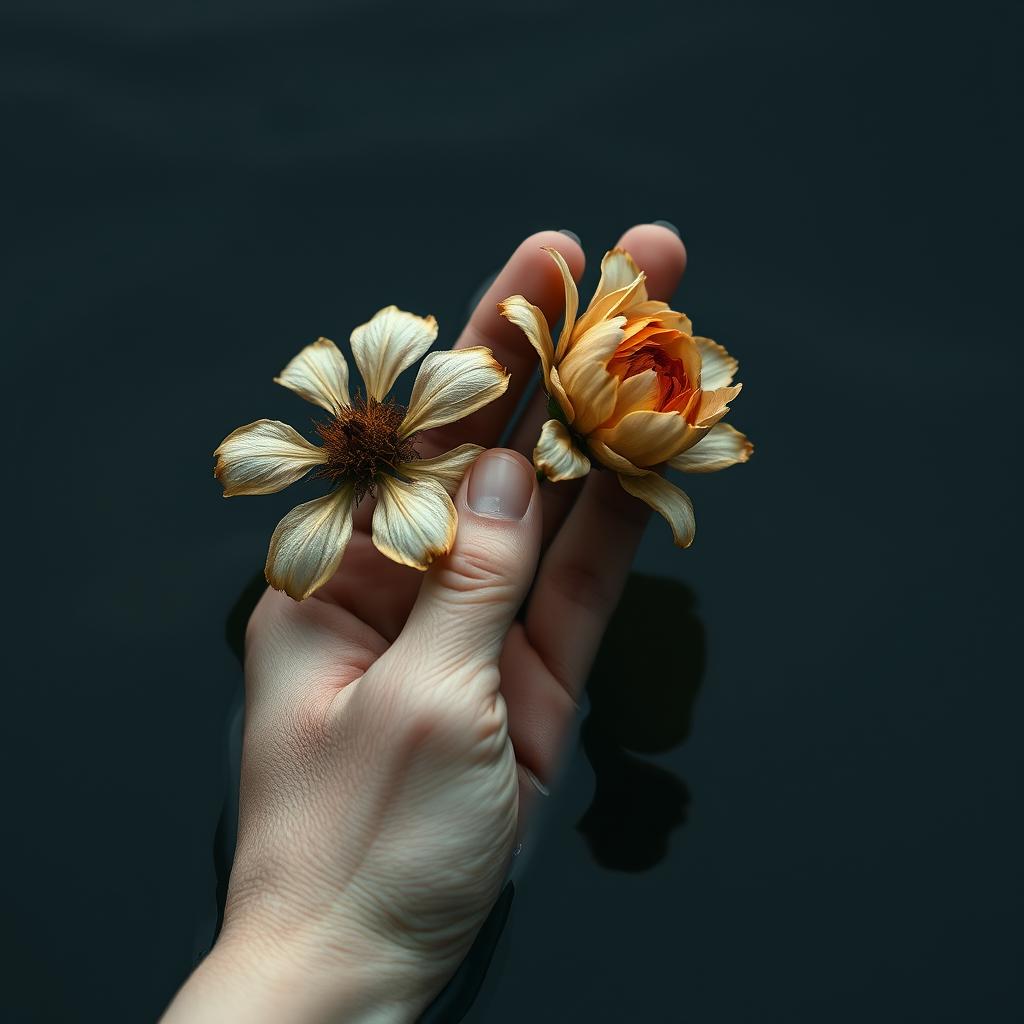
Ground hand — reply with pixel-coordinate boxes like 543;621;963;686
164;224;687;1023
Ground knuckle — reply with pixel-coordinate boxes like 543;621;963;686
434;543;515;601
375;667;508;761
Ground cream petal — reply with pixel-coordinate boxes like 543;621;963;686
669;423;753;473
274;336;351;415
399;347;510;436
617;472;696;548
542;247;580;359
265;485;355;600
588;439;645;476
400;443;482;496
558;315;626;435
498;295;555;380
696;337;738;390
591;409;701;467
533;419;591;482
372;475;457;570
214;419;326;497
350;305;438;401
693;383;743;426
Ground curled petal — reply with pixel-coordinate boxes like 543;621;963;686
628;301;693;336
693;383;743;427
542;247;580;359
588;439;645;476
573;264;648;342
498;295;555;380
400;443;482;496
558;315;626;435
617;473;696;548
400;347;510;436
653;307;694;337
372;475;457;570
265;485;355;600
696;337;738;390
606;368;660;423
534;419;591;482
214;419;325;497
591;409;701;467
350;305;438;401
587;248;644;310
548;366;575;423
274;336;350;415
669;422;753;473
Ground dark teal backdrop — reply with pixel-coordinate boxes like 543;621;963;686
3;0;1021;1020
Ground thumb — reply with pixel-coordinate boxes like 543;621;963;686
394;448;541;680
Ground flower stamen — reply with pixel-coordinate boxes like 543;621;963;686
315;394;419;502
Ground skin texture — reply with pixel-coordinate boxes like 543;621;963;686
163;224;688;1024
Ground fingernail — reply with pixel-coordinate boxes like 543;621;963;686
557;228;581;245
468;451;533;520
652;219;680;237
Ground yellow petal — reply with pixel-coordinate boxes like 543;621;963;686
265;485;355;600
558;315;626;435
696;337;738;390
400;443;482;496
591;409;700;467
628;302;693;336
573;261;648;343
693;383;743;427
588;439;645;476
605;369;659;423
533;419;590;482
548;366;575;423
350;305;438;401
542;247;580;359
587;248;645;310
400;347;509;436
669;422;753;473
273;337;351;415
498;295;555;380
617;472;696;548
214;419;325;497
372;475;457;570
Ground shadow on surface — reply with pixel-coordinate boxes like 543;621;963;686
577;573;705;872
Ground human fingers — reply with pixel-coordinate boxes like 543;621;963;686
420;231;584;458
383;448;541;689
501;223;689;780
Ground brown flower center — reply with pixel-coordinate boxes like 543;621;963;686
315;395;419;503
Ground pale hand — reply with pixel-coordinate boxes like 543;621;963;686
163;224;688;1023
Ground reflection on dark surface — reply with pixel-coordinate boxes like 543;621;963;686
224;571;266;665
577;574;704;872
213;572;263;944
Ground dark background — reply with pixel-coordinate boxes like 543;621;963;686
3;0;1021;1020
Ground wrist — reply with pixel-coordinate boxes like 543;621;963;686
162;928;431;1024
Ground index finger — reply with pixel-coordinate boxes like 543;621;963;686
420;230;584;457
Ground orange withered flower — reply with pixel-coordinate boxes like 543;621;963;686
500;247;752;546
